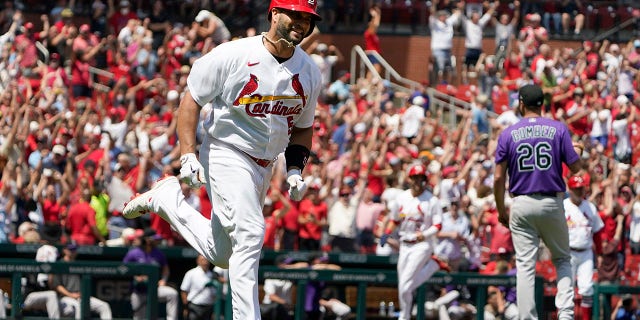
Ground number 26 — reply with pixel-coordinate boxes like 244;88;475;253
516;142;552;171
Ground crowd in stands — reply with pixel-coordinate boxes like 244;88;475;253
2;0;640;318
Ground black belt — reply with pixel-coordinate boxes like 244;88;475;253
512;192;561;197
571;247;589;252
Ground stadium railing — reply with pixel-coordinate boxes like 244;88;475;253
593;283;640;319
0;258;160;319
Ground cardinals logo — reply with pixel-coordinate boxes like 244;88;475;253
291;74;306;108
233;73;308;119
233;74;260;106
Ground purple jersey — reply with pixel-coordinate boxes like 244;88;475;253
123;247;168;267
495;117;580;195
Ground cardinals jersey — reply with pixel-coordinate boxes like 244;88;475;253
563;198;604;250
390;189;443;243
187;35;322;160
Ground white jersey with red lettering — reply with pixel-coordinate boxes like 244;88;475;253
563;198;604;250
390;189;443;243
187;35;321;160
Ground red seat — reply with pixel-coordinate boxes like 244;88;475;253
454;84;475;102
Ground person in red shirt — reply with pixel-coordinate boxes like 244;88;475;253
481;206;514;259
278;189;300;251
297;184;328;251
363;5;382;76
107;0;138;35
36;170;70;244
263;188;290;251
66;186;105;245
15;19;46;75
562;87;591;138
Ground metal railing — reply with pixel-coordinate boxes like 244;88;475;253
255;266;545;320
349;45;419;95
348;45;500;130
1;259;160;319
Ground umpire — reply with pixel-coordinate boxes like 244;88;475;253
493;84;583;320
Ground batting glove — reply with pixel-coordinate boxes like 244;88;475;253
379;234;389;247
286;169;307;201
179;153;206;188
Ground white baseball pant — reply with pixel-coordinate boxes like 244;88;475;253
60;296;112;319
131;286;179;320
570;249;595;298
397;241;440;320
23;290;60;319
149;137;271;320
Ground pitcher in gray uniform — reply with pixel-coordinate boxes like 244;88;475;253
493;84;583;320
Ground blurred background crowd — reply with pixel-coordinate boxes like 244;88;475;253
1;0;640;318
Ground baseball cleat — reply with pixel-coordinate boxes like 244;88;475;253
123;176;177;219
431;255;452;273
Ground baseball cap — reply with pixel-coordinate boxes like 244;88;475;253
412;95;426;106
195;10;212;22
29;121;39;132
52;144;66;156
617;95;629;105
567;176;587;189
65;243;78;251
50;52;60;61
23;22;34;30
143;228;163;240
407;163;427;177
316;43;328;52
519;84;544;108
79;24;90;33
167;90;179;101
442;166;457;177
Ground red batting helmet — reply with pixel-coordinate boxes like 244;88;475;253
268;0;321;37
268;0;322;21
567;175;587;189
407;164;427;178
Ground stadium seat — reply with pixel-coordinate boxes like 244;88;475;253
455;84;475;103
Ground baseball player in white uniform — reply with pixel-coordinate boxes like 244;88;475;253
380;164;449;320
122;1;322;319
564;175;603;320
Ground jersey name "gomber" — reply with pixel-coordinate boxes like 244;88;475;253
511;125;557;143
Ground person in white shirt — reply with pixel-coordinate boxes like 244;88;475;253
261;255;297;320
612;96;635;164
180;255;218;320
193;9;231;46
564;175;604;319
588;98;611;149
308;42;343;91
435;200;471;271
429;0;464;84
461;1;497;84
492;1;520;66
400;96;426;141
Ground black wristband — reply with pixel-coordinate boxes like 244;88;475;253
285;144;310;171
